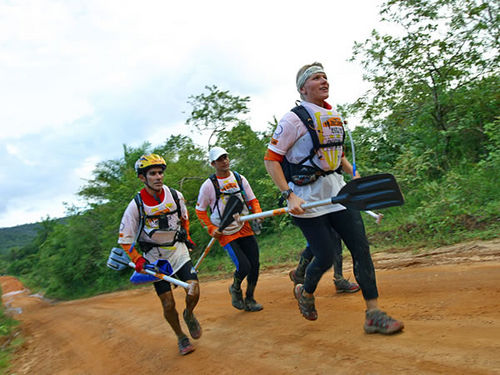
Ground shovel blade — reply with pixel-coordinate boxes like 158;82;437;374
335;174;404;211
107;258;127;271
106;247;131;271
219;195;244;231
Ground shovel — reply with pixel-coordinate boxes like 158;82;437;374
194;195;244;271
238;173;404;222
107;247;196;295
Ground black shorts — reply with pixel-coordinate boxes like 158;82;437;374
153;260;198;296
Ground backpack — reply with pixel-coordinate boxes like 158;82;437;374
209;171;250;217
210;171;263;235
134;187;187;253
281;105;344;186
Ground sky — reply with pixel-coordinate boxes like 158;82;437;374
0;0;386;228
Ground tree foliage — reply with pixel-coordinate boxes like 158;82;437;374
351;0;499;167
186;85;251;148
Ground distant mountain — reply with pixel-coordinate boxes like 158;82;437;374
0;222;42;254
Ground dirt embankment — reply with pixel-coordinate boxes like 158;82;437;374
2;239;500;375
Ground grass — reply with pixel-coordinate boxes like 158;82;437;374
0;289;23;375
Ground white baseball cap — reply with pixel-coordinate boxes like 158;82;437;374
209;146;228;162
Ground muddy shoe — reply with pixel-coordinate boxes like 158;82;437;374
178;335;195;356
229;285;245;310
293;284;318;321
244;297;263;312
364;309;404;335
183;309;202;339
334;277;360;294
289;269;304;285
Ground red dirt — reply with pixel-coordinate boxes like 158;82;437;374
2;239;500;375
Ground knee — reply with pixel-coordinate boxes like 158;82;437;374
307;259;331;276
160;297;176;312
188;280;200;298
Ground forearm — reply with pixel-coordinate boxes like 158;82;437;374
264;159;304;214
248;198;262;214
181;218;192;240
120;243;142;263
341;156;360;178
195;209;217;235
264;160;290;192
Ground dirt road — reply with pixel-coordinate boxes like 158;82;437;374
2;239;500;375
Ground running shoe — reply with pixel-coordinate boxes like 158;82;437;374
334;277;361;293
293;284;318;321
178;335;195;355
229;285;245;310
183;309;202;339
364;309;404;335
244;297;263;312
289;269;304;285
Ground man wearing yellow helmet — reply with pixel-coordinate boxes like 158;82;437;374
118;153;201;356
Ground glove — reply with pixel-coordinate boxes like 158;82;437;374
134;256;148;273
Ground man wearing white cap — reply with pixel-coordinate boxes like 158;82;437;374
196;146;264;312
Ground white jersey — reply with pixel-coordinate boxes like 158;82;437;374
268;101;346;218
196;171;256;235
118;185;191;274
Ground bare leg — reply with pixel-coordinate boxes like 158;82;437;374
183;280;200;314
158;291;185;339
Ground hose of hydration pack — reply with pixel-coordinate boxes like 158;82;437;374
345;122;383;223
345;123;356;177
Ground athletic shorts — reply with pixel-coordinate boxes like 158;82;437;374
153;260;198;296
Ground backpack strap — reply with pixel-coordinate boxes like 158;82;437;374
209;171;251;214
167;187;181;218
133;193;147;251
209;173;221;201
291;106;321;152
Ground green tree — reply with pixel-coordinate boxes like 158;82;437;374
186;85;251;148
351;0;499;167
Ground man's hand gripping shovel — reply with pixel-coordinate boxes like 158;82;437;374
107;247;197;295
194;195;244;271
237;173;404;223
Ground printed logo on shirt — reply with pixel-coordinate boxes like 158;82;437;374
150;204;174;213
323;117;343;128
273;124;284;137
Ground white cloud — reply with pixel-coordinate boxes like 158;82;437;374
0;0;384;228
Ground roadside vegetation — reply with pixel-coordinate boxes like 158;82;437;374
0;286;22;375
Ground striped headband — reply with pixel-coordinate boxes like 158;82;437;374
296;65;325;91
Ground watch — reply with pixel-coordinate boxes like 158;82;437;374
281;188;293;200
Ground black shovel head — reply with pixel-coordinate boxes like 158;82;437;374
219;195;244;231
334;173;404;211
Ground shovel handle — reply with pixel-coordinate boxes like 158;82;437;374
364;210;383;224
239;200;383;224
238;198;335;222
127;262;195;295
194;238;216;271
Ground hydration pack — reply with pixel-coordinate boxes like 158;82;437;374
209;171;249;217
134;187;188;252
281;105;344;186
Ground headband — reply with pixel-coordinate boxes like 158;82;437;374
296;65;325;91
